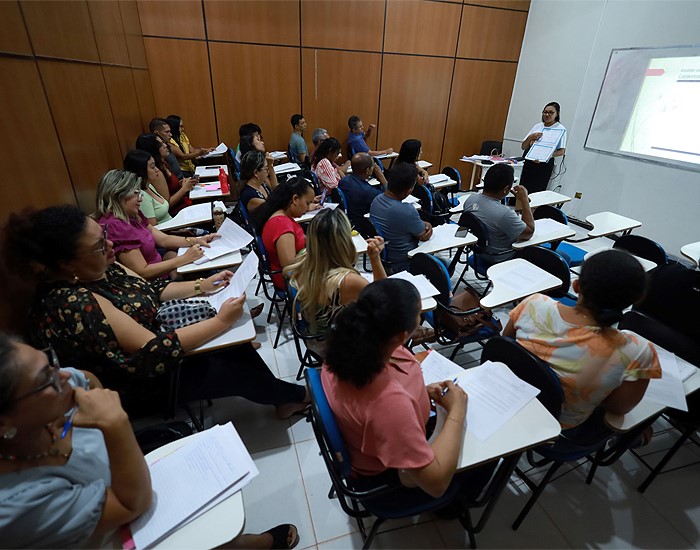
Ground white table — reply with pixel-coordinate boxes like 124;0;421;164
187;303;257;355
195;165;228;179
273;162;301;175
417;160;433;169
586;211;642;238
407;224;477;258
146;438;245;549
177;249;243;275
374;151;399;160
480;258;563;309
512;219;576;249
353;233;368;255
156;204;213;231
519;190;572;210
460;158;524;190
428;174;457;190
190;184;230;200
449;192;476;214
680;241;700;267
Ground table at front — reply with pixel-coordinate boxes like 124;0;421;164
460;159;524;190
586;211;641;238
512;219;576;249
681;241;700;268
147;439;245;549
177;250;243;275
480;258;564;309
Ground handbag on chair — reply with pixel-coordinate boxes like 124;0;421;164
438;287;502;337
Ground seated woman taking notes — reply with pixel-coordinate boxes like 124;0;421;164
322;279;496;504
503;249;661;432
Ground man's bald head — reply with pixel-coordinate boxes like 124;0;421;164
351;152;374;176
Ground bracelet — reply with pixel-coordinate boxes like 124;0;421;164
185;237;194;246
446;416;463;424
194;278;204;295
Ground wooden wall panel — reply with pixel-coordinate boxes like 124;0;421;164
301;49;382;153
210;42;301;153
103;66;144;155
132;69;157;130
442;59;517;182
120;0;148;68
465;1;530;11
384;0;461;58
137;0;204;40
301;0;385;52
378;54;453;166
88;0;130;65
205;0;300;46
458;5;527;61
38;60;123;211
21;0;99;62
0;58;74;219
0;1;32;55
144;38;217;146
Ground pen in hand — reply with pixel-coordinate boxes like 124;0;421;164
60;406;78;440
441;377;459;396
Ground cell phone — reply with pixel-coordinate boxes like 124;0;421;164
456;227;469;238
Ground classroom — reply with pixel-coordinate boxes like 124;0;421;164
0;1;698;549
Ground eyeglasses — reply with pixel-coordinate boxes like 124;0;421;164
96;224;109;255
542;111;557;116
15;347;62;401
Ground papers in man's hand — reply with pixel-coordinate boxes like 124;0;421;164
130;422;258;549
206;253;259;311
202;143;227;158
420;349;464;386
269;151;287;160
644;346;689;411
389;271;439;299
428;174;449;184
198;218;253;263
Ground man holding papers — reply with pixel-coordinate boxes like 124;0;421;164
520;101;567;193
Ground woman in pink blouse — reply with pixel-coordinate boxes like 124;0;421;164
311;137;348;192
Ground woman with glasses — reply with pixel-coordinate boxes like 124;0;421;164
3;205;309;421
94;169;217;280
238;150;278;214
519;101;567;194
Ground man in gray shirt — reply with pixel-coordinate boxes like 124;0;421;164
289;114;308;164
462;163;534;265
370;162;432;272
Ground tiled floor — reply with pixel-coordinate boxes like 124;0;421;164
171;228;700;549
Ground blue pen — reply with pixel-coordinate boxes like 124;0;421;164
441;377;459;396
212;280;225;286
61;406;78;439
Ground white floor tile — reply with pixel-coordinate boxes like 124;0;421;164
318;521;446;550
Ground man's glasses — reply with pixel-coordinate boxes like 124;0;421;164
15;347;62;401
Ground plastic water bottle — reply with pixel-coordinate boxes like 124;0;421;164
218;167;229;194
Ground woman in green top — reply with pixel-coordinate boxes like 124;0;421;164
123;149;173;226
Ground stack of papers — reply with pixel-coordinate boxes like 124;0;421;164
269;151;287;160
428;174;449;184
205;253;260;311
202;143;228;158
128;423;258;549
177;218;253;264
389;271;440;299
643;346;691;411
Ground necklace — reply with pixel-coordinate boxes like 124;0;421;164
0;425;72;462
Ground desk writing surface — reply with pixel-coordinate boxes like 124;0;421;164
187;304;256;355
352;233;368;254
449;192;476;214
195;165;228;178
374;151;399;160
156;203;212;231
480;258;563;309
586;211;642;238
177;249;243;275
273;162;300;175
523;190;572;210
407;224;477;258
681;241;700;267
368;177;381;186
190;185;229;200
583;246;657;272
417;160;432;169
428;174;456;189
512;219;575;249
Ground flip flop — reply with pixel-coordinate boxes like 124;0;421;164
264;523;299;549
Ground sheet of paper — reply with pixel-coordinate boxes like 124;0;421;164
428;174;449;184
202;143;227;158
269;151;287;159
420;350;464;386
179;203;212;222
273;162;300;174
456;361;540;441
204;184;221;192
206;253;260;310
196;165;228;178
130;423;255;549
644;346;688;411
461;155;491;161
677;356;698;382
534;218;566;236
389;271;440;299
538;127;565;146
200;218;253;261
492;262;552;294
525;143;555;162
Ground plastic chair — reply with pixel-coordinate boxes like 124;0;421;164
533;205;586;266
409;253;501;360
305;368;492;549
250;233;288;348
479;140;503;156
411;184;452;226
514;246;577;306
441;166;462;205
286;285;326;380
329;187;348;214
368;215;393;274
613;235;668;267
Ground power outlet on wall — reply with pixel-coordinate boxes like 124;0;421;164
574;192;583;199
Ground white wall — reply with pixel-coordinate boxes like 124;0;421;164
504;0;700;257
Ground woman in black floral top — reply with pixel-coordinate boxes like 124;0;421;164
5;205;307;418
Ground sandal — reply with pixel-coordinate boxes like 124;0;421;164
275;402;311;420
264;523;299;549
250;303;265;319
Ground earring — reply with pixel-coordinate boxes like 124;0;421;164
2;427;17;440
72;274;80;284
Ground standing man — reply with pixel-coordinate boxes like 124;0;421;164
347;115;393;158
289;114;308;165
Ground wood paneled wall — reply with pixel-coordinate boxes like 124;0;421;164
141;0;529;182
0;0;155;219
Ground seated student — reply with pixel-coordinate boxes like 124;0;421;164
240;133;279;189
238;150;277;214
462;163;534;267
312;137;348;192
347;115;393;158
289;114;308;164
503;249;662;433
255;176;316;290
135;133;195;215
370;163;432;272
166;114;213;177
322;279;496;503
149;118;182;180
287;208;387;356
309;127;329;165
123;150;172;226
95;169;216;279
396;138;429;185
235;122;262;163
338;152;386;224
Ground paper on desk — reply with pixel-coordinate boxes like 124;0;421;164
269;151;287;159
202;142;227;158
274;162;300;174
644;346;688;411
493;262;552;294
677;356;698;382
457;361;540;441
389;271;440;299
428;174;449;184
420;350;464;386
534;218;566;236
130;422;257;549
206;253;259;311
196;164;228;178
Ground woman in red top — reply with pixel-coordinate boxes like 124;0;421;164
255;175;317;289
136;133;195;215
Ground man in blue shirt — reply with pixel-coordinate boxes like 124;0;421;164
338;153;387;224
370;162;432;272
289;114;308;164
347;115;394;158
